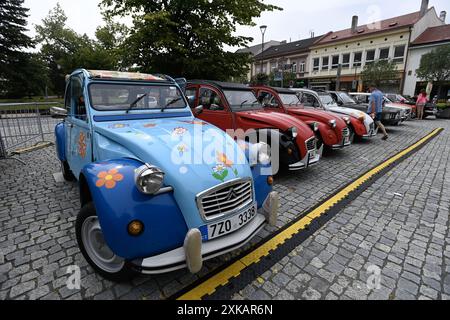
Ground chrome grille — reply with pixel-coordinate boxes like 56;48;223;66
306;137;316;151
342;127;350;137
197;179;254;221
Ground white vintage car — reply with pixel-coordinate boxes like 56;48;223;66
293;88;377;140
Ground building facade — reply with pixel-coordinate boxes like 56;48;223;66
308;0;444;93
236;41;281;81
251;36;323;87
404;23;449;98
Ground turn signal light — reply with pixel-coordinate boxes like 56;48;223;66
287;148;293;155
128;220;144;236
267;176;274;186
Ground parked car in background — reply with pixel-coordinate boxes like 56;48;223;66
385;93;417;117
186;81;322;171
327;91;401;126
251;86;351;151
349;92;411;122
311;90;378;140
51;70;279;281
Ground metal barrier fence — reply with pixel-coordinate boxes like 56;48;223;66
0;102;60;156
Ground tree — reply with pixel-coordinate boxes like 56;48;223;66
361;60;399;88
35;4;125;95
416;45;450;98
100;0;282;80
0;0;35;96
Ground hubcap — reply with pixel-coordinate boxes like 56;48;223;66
81;216;125;273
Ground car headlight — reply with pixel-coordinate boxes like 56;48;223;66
343;116;350;125
288;127;298;139
329;119;337;128
309;122;319;132
135;165;165;195
257;142;271;165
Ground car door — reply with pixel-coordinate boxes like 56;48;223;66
65;73;92;179
193;86;234;132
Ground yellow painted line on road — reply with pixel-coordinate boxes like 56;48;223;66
178;128;443;300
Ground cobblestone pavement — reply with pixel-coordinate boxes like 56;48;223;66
0;119;449;300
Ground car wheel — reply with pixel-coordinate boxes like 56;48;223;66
76;202;136;282
61;161;76;182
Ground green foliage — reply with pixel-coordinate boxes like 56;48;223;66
0;0;41;98
361;60;399;87
416;45;450;83
252;73;270;85
100;0;281;80
35;4;127;96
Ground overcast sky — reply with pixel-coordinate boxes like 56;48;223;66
24;0;449;49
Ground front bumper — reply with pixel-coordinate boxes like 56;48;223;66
362;123;378;138
288;145;323;171
425;109;438;116
331;128;352;150
130;192;279;275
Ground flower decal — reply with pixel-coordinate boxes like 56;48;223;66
78;132;87;159
177;144;189;156
217;152;238;177
96;169;124;189
217;152;234;168
172;127;188;136
212;152;239;181
109;124;129;129
212;164;229;182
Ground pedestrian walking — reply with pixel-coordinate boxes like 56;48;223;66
416;89;428;120
368;84;389;141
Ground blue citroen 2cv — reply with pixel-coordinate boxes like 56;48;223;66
51;70;279;281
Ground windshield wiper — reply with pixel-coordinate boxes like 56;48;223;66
161;97;182;112
126;94;148;114
240;100;249;108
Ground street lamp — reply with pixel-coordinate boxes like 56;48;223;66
260;25;267;75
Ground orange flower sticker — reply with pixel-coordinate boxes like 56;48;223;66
217;152;234;168
78;132;87;159
96;169;124;189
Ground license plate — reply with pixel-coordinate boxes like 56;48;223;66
207;204;257;240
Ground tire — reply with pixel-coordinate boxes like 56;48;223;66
61;161;76;182
76;202;136;282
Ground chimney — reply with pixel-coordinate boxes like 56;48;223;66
351;16;359;33
440;11;447;22
420;0;429;17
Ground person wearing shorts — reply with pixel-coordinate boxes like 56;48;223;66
368;85;388;141
416;89;428;120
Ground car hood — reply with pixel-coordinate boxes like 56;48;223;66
325;105;374;128
93;117;253;229
235;110;314;140
286;107;347;127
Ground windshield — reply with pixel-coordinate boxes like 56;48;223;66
224;90;262;111
338;92;357;104
89;83;186;111
279;94;301;106
318;94;337;106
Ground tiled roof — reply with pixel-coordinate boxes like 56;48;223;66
411;24;450;46
236;41;281;56
253;36;323;60
316;11;427;46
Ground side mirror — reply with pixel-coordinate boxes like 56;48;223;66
187;95;195;106
194;106;204;116
50;107;68;119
